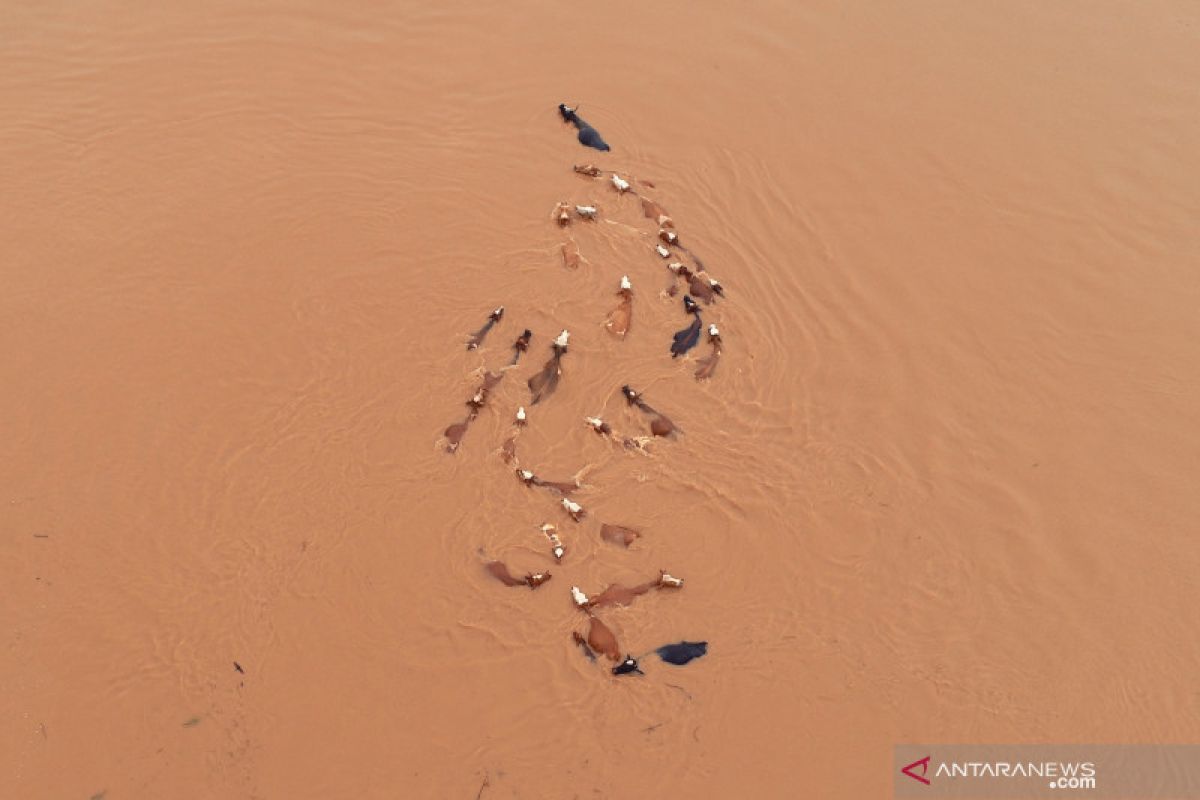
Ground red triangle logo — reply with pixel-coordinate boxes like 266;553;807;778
902;756;931;785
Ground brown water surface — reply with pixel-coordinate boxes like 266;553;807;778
3;1;1199;797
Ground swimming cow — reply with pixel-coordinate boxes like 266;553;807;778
558;104;611;152
694;324;722;380
442;371;503;453
466;306;504;350
605;276;633;338
671;295;703;358
528;330;570;405
509;329;532;365
621;384;679;437
610;641;709;676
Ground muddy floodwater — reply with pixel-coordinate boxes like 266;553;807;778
3;1;1199;798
